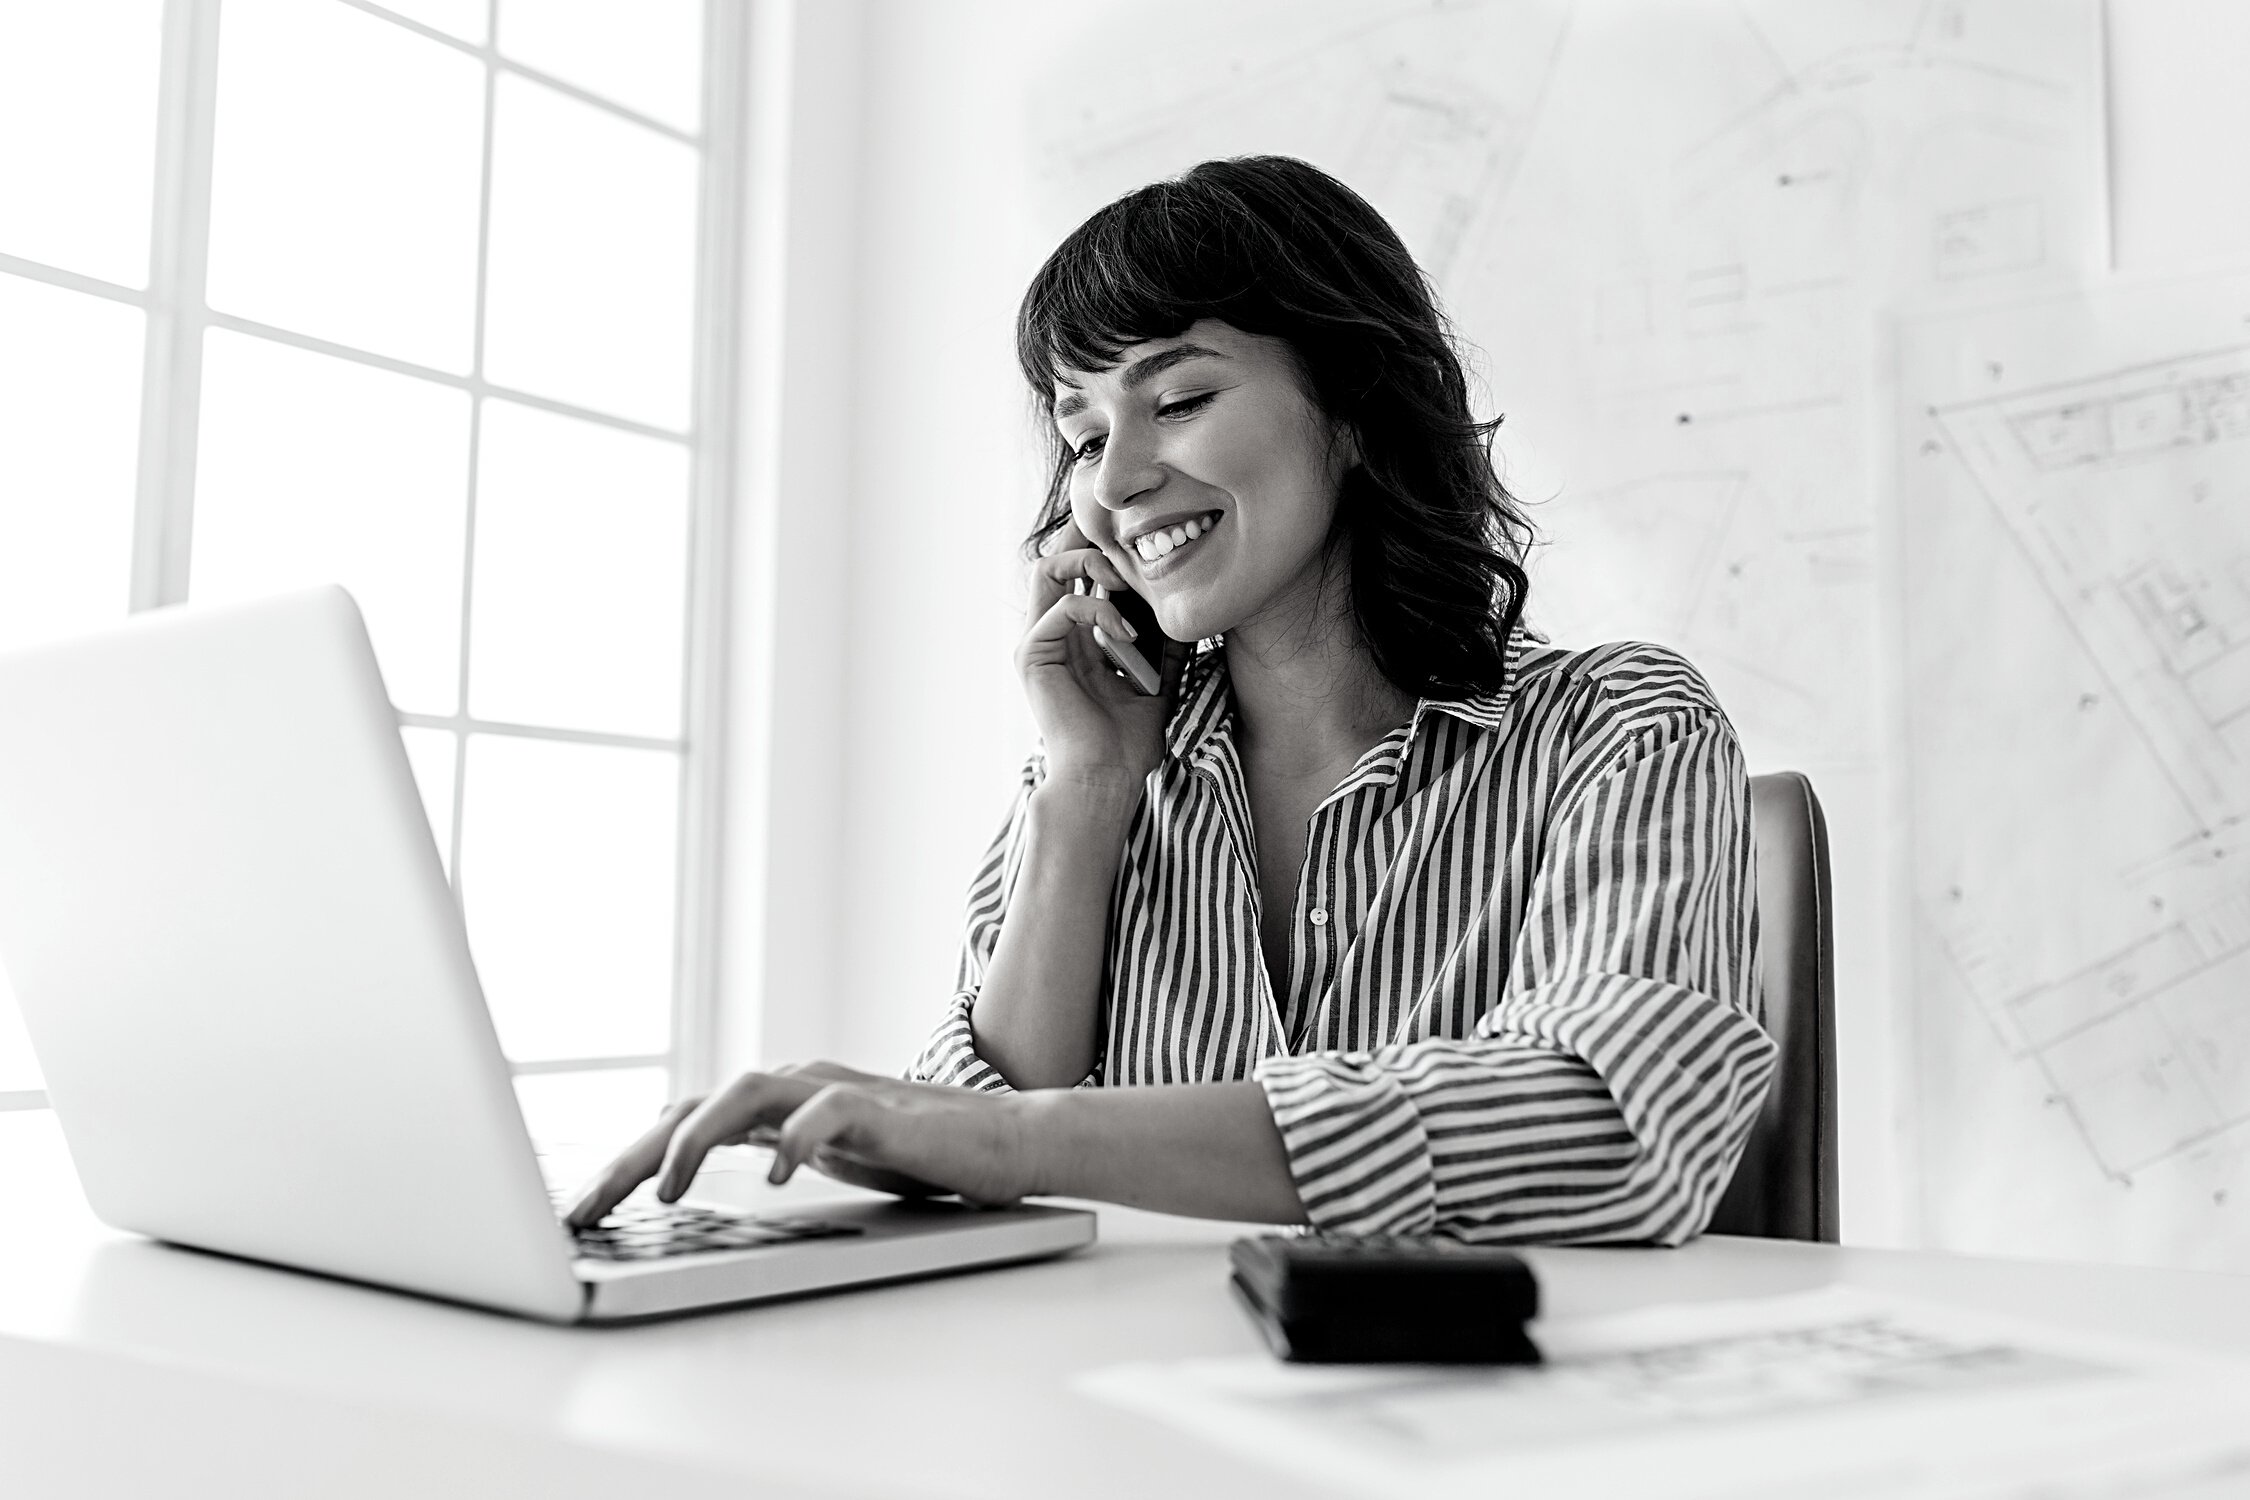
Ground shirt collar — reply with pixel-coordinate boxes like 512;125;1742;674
1164;644;1237;767
1404;626;1530;734
1164;626;1529;773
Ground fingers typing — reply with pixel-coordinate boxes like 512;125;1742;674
653;1071;825;1202
565;1096;701;1227
769;1084;867;1186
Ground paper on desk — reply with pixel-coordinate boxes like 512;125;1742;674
1076;1287;2250;1500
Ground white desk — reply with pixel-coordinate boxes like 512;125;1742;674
5;1108;2250;1500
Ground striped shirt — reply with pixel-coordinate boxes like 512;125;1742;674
911;632;1776;1245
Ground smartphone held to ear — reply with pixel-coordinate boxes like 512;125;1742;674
1071;577;1173;695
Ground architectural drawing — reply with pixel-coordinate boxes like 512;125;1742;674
1029;0;2108;779
1081;1289;2250;1500
1918;353;2250;1181
1026;0;1571;284
1901;273;2250;1268
1527;472;1873;760
1251;1311;2105;1452
1504;0;2107;771
1939;356;2250;826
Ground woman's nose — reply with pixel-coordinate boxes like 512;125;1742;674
1090;425;1163;511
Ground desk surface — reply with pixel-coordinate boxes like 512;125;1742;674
5;1110;2249;1500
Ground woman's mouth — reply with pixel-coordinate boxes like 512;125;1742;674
1129;511;1223;568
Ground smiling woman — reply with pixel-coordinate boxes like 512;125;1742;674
570;156;1776;1248
1022;159;1533;701
1051;325;1349;651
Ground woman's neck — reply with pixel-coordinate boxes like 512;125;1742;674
1224;557;1416;780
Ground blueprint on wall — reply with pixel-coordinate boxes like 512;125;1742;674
1028;0;2108;778
1449;0;2108;780
1899;273;2250;1269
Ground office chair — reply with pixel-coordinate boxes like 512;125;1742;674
1706;770;1840;1242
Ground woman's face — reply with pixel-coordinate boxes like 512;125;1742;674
1054;320;1354;645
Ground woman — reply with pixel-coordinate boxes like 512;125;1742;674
570;156;1774;1245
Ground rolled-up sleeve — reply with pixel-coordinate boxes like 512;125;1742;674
907;754;1044;1094
1255;697;1776;1245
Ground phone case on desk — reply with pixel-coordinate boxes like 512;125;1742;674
1228;1234;1542;1364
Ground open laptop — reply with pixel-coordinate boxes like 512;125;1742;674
0;587;1093;1323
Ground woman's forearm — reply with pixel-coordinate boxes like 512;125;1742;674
969;778;1140;1088
1018;1081;1308;1224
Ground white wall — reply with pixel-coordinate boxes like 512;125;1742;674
828;4;1058;1069
717;0;1059;1081
712;0;867;1078
720;0;2250;1245
2107;0;2250;272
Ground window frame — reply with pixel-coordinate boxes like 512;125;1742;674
0;0;749;1111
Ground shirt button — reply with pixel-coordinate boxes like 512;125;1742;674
1309;908;1328;926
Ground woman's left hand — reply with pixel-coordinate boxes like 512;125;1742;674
561;1062;1037;1228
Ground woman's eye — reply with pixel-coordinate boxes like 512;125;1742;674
1069;393;1212;466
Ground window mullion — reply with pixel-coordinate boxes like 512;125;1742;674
0;250;151;310
130;0;224;612
667;0;751;1099
86;0;740;1111
507;1054;671;1078
447;1;501;889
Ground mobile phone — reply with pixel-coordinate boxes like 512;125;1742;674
1071;577;1175;696
1228;1233;1541;1364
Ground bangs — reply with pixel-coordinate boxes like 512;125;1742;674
1015;181;1264;404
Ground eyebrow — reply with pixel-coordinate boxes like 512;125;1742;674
1053;343;1228;422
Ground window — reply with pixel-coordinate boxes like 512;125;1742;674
0;0;743;1143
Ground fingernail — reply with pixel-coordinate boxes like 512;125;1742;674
1117;618;1138;640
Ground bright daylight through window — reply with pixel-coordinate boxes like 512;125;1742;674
0;0;736;1147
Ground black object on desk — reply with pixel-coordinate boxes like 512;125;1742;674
1228;1234;1542;1364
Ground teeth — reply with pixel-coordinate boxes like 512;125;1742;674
1131;513;1220;566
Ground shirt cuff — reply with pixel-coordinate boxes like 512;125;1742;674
1254;1052;1437;1236
907;994;1016;1094
1486;971;1775;1177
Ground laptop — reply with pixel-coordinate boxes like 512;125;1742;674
0;587;1094;1323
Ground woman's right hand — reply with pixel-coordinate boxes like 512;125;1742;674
1017;519;1188;797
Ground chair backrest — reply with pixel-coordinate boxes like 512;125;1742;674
1707;770;1839;1242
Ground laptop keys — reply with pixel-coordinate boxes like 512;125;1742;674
553;1192;863;1262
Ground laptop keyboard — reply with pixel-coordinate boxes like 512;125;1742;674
553;1191;863;1262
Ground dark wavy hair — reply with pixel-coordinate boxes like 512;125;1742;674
1015;155;1532;699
